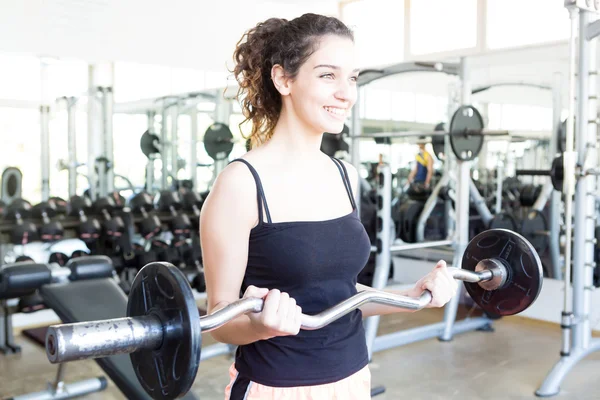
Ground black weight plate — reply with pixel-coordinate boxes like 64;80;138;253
488;212;518;231
128;262;201;400
448;105;484;161
520;210;549;254
462;229;543;316
431;122;446;160
140;130;160;158
550;155;564;192
204;123;233;160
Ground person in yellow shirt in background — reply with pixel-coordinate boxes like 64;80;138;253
407;137;434;189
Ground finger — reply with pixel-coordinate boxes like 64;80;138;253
435;260;447;269
262;289;281;325
296;305;303;328
244;285;269;299
276;292;290;329
286;298;297;332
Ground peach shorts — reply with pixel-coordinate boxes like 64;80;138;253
224;363;371;400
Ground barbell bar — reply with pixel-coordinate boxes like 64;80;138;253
44;229;543;400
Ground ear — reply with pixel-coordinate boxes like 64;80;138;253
271;64;291;96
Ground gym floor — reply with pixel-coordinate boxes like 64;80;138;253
1;306;598;400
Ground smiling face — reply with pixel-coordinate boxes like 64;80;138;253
286;34;359;135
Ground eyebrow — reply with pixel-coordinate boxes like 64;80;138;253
314;64;361;73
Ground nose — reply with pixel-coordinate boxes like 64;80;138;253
334;79;355;105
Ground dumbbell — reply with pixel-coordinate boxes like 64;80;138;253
48;197;68;215
129;192;162;239
93;197;125;242
32;202;64;242
68;196;101;246
5;199;39;245
181;191;204;230
49;252;70;266
155;191;192;238
45;229;543;400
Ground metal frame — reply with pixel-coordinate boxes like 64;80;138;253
354;59;493;361
536;6;600;397
8;364;107;400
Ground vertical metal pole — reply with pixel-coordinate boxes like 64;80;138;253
445;84;458;238
573;9;597;350
103;87;114;194
146;111;156;193
559;6;580;358
40;61;51;201
190;110;199;190
170;104;180;187
213;92;233;177
550;72;563;280
441;57;474;341
67;97;78;197
160;106;170;191
365;164;392;360
87;66;101;201
495;160;503;215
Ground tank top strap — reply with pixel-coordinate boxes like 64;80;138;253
229;159;272;224
330;157;357;210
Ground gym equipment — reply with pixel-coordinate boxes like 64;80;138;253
516;157;563;193
140;130;161;158
4;199;39;245
44;229;542;400
155;191;192;238
487;212;518;231
520;210;549;254
431;122;446;160
203;123;233;160
537;6;600;396
94;197;125;242
68;196;101;246
355;104;507;161
448;105;484;161
129;192;162;239
1;167;23;204
32;201;65;242
181;191;204;230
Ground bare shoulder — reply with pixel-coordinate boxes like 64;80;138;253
200;157;258;228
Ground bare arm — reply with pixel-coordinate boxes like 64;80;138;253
200;163;267;345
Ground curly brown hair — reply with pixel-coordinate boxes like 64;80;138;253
232;13;354;149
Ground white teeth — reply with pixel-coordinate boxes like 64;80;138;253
324;106;346;116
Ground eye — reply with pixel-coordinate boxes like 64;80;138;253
350;76;358;82
320;73;334;79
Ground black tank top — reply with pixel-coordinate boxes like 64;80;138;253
230;157;371;387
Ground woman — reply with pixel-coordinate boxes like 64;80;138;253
200;13;458;400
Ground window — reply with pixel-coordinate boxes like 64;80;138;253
0;108;42;202
0;53;41;101
415;94;447;123
391;92;416;121
487;0;570;49
410;0;477;55
342;0;404;68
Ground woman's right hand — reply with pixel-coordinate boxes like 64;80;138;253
243;285;303;340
